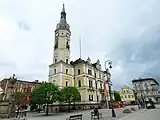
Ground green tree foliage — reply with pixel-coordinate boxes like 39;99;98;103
59;86;81;112
113;91;121;102
30;83;59;115
14;92;25;106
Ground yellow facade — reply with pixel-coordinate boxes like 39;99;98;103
120;85;135;104
48;4;111;104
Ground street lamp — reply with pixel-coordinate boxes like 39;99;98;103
104;60;112;109
104;60;113;101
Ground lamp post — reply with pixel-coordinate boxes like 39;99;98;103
104;60;113;102
104;60;116;117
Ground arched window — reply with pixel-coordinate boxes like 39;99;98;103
66;69;68;74
66;41;70;49
78;69;80;75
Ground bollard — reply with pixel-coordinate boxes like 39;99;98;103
112;108;116;117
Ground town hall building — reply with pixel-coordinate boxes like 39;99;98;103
48;4;112;108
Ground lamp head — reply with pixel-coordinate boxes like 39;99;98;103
109;65;112;69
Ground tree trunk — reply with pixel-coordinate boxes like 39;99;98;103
68;103;71;112
38;104;40;113
73;101;75;110
46;103;49;116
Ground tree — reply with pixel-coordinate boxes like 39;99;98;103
30;83;59;115
113;91;121;102
59;86;81;112
14;92;25;106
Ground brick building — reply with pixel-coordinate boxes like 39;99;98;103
0;78;42;101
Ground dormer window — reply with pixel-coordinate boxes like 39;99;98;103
78;69;80;75
55;59;57;63
66;69;68;74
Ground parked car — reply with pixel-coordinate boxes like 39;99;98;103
146;99;156;109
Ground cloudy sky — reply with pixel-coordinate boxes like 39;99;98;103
0;0;160;89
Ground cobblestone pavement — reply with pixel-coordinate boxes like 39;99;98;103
5;105;142;120
118;105;160;120
23;105;140;120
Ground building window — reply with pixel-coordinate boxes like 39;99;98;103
66;81;68;86
66;69;68;74
132;95;134;98
95;73;96;78
125;95;127;98
88;69;92;75
78;80;81;87
66;41;70;49
100;83;102;89
128;95;130;98
96;82;97;89
55;59;57;63
99;73;101;79
89;94;93;101
66;59;68;64
78;69;80;75
54;69;56;74
89;80;93;88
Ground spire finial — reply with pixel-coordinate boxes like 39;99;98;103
62;3;65;13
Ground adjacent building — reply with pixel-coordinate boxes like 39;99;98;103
132;78;160;103
48;4;112;108
0;78;41;101
119;85;135;105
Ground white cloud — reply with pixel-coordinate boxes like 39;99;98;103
0;0;160;89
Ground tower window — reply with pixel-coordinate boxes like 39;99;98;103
95;73;96;78
66;59;68;64
66;41;70;49
55;59;57;63
54;69;56;74
78;80;81;87
78;69;80;75
66;69;68;74
66;81;68;86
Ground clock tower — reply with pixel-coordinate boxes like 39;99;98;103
53;4;71;64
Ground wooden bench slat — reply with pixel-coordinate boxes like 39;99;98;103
67;114;82;120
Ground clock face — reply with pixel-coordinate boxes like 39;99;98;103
56;33;59;37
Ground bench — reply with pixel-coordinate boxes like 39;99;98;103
91;111;102;120
15;110;27;120
66;114;83;120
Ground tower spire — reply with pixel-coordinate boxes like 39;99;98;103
62;3;65;13
61;4;66;19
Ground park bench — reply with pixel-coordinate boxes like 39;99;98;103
66;114;83;120
15;110;27;120
91;108;102;120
